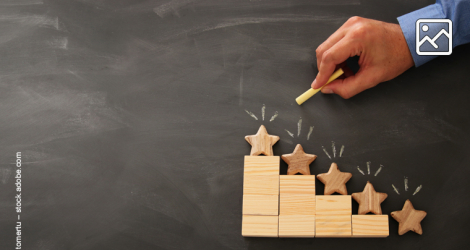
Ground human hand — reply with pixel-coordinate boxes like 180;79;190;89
311;16;414;99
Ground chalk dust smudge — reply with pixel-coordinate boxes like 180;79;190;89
202;16;345;32
48;37;68;49
153;0;194;18
367;161;371;175
392;184;400;195
0;0;43;5
0;168;12;184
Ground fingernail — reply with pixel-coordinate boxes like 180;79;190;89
311;79;317;89
322;88;333;94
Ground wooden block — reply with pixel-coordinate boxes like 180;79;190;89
281;144;317;175
243;195;279;216
280;175;316;194
279;215;315;237
244;156;279;176
243;175;279;195
245;125;279;156
315;215;351;237
279;194;315;215
352;215;389;237
242;215;278;237
316;195;351;215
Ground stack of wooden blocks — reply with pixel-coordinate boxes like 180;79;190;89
241;125;392;238
242;156;280;237
278;175;316;237
241;156;389;238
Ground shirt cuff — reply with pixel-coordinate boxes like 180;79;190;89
397;4;445;67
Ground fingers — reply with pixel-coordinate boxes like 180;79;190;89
316;29;346;70
321;68;379;99
312;38;359;89
315;16;363;72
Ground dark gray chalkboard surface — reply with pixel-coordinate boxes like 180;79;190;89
1;0;469;249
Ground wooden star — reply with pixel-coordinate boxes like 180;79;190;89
281;144;317;175
352;181;388;215
245;125;280;156
391;199;427;235
316;163;352;195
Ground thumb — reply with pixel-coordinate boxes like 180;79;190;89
321;69;379;99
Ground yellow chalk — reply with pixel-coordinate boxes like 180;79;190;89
295;68;344;105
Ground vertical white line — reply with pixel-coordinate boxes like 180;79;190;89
404;177;409;191
262;104;265;121
332;141;336;158
307;126;314;140
297;117;302;137
339;145;345;157
367;161;371;175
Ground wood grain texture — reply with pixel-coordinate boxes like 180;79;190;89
245;125;280;156
243;175;279;195
352;215;389;237
279;194;315;215
352;181;388;215
242;215;279;237
317;163;352;195
281;144;317;175
390;199;427;235
278;215;315;237
279;175;315;194
242;195;279;216
316;195;352;215
315;215;352;237
244;156;280;175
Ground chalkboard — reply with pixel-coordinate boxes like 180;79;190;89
1;0;469;249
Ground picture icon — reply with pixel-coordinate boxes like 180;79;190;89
416;19;452;55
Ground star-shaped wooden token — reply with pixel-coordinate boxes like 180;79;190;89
281;144;317;175
317;163;352;195
352;181;388;215
245;125;280;156
391;199;427;235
